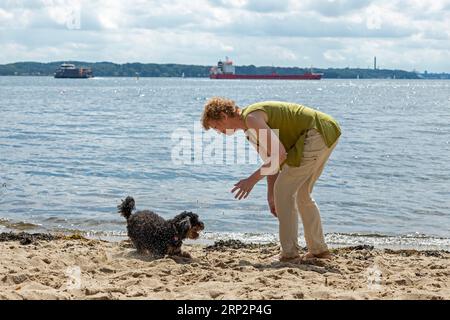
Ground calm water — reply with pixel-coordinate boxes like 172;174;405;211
0;77;449;249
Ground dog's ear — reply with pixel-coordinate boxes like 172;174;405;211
176;216;192;238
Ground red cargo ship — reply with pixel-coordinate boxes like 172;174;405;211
209;58;322;80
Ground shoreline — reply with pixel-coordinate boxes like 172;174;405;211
2;218;450;251
0;232;448;300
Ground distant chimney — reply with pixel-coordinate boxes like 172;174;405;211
374;56;377;70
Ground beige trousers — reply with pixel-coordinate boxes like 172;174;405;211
274;129;338;257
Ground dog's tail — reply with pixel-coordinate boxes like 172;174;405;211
118;196;135;220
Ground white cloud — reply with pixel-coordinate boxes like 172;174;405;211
365;5;383;30
324;50;347;62
0;8;14;20
0;0;449;71
301;0;373;17
243;0;291;13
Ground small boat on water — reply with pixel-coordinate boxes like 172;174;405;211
209;57;322;80
54;63;93;78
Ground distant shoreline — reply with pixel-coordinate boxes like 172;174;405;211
1;61;448;79
1;75;449;80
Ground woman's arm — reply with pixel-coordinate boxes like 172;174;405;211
267;173;278;216
231;111;287;200
245;111;287;178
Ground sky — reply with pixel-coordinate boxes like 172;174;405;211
0;0;449;72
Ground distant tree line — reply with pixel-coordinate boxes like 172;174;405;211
0;62;210;78
236;65;422;79
1;61;447;79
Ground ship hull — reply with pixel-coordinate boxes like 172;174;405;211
54;68;93;79
54;74;93;79
209;73;322;80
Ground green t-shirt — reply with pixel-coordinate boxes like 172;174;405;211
241;101;341;167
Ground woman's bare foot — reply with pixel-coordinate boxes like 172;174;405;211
270;254;301;263
302;251;332;260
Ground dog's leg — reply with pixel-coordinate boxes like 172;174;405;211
179;251;192;259
167;245;180;256
152;246;169;259
134;243;146;255
168;245;191;259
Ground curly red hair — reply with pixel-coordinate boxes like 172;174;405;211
201;97;240;130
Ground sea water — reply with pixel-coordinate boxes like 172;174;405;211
0;76;449;249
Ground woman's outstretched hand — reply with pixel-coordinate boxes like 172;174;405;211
231;176;258;200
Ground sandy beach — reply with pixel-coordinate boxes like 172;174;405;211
0;233;448;300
